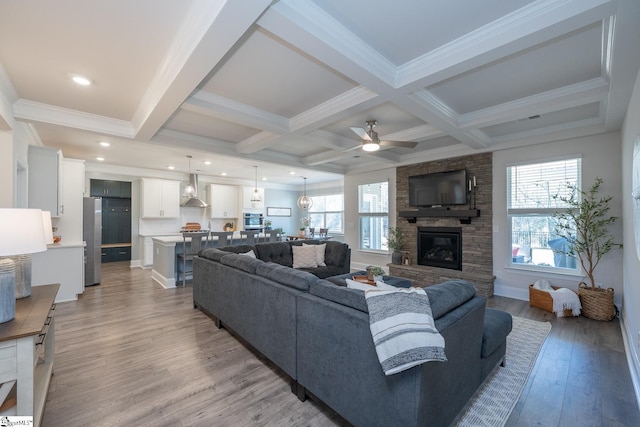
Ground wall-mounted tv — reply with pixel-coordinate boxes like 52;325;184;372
408;169;467;207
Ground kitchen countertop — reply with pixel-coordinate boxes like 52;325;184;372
151;231;265;244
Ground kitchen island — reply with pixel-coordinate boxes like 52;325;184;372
151;232;264;288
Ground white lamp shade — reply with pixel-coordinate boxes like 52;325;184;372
42;211;54;245
0;209;48;256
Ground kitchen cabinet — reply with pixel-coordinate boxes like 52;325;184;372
140;178;180;218
90;179;131;198
28;146;63;217
209;184;240;218
242;186;265;210
101;245;131;263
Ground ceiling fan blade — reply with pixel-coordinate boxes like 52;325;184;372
380;140;418;149
350;126;372;141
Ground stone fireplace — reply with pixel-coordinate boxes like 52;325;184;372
418;227;462;270
389;153;495;297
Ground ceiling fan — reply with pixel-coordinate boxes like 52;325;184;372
350;120;418;152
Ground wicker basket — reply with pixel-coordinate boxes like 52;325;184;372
529;284;575;317
578;282;615;321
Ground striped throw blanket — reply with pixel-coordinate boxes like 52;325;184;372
365;287;447;376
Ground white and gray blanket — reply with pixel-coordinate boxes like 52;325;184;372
365;287;447;376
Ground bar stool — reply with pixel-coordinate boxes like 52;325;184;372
240;230;260;245
210;231;234;248
176;231;209;286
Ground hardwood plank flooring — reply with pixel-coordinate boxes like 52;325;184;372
41;263;639;426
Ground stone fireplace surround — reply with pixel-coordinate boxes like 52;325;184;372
389;153;495;297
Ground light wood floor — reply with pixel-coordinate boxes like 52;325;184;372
41;262;639;426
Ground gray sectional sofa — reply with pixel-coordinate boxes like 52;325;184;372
192;240;512;427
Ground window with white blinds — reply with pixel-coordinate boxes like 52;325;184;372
506;157;581;273
508;158;581;211
358;181;389;251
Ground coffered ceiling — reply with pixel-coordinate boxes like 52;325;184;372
1;0;639;185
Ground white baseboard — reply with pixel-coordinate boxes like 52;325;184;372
493;283;529;301
621;316;640;411
151;269;176;289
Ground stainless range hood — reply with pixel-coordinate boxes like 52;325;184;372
181;173;208;208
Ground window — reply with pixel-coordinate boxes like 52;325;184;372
507;157;581;272
308;194;343;233
358;181;389;251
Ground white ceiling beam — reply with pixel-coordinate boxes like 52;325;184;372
13;99;135;138
236;131;282;154
380;124;444;142
183;91;289;134
396;0;618;91
132;0;273;141
457;77;610;130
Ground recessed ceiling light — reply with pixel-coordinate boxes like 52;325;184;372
70;74;93;86
204;160;211;165
96;157;104;161
289;171;295;175
168;165;175;170
221;172;227;176
262;177;267;181
99;142;110;147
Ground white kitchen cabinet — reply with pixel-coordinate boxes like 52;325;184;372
28;146;63;217
140;178;180;218
242;186;265;210
209;184;240;218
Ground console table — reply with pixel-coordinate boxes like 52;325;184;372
0;284;59;426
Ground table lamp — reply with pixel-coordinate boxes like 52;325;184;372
0;209;48;323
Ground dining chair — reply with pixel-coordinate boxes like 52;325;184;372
176;231;209;287
319;228;329;239
308;227;315;238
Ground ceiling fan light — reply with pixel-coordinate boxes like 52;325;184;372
362;141;379;152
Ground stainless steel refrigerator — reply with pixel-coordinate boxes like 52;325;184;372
83;197;102;286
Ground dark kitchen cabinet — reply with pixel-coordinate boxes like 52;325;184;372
90;179;131;198
101;246;131;263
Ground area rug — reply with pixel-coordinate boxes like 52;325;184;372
456;316;552;427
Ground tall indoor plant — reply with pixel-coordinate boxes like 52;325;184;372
552;177;622;320
387;226;404;265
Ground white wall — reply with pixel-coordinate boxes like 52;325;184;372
344;167;397;272
492;133;623;303
621;67;640;395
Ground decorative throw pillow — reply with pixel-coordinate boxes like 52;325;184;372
292;245;318;268
240;249;256;258
303;243;326;266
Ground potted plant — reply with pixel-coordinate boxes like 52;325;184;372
387;226;404;265
366;266;386;282
223;222;235;232
300;217;310;236
264;219;272;230
552;177;622;320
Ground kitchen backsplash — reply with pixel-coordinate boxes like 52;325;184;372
138;208;242;236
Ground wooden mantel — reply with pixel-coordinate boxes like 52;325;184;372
399;208;481;224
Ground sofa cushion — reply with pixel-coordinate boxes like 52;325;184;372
198;248;228;262
219;253;264;274
292;245;318;268
300;265;349;279
254;242;293;267
423;279;477;319
309;279;368;313
482;309;513;358
255;262;317;291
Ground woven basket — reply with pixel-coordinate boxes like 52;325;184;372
529;284;575;317
578;283;615;321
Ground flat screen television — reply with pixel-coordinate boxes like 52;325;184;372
408;169;467;207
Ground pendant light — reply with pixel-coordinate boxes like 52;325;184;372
297;177;313;210
183;155;195;198
251;166;262;202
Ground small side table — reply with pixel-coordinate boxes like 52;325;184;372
0;284;59;426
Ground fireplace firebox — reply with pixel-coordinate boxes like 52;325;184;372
418;227;462;270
